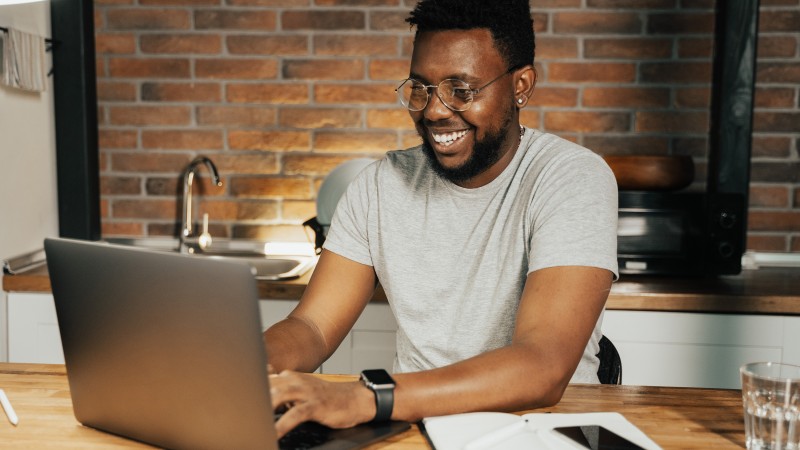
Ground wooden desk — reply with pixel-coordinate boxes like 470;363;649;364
0;363;744;449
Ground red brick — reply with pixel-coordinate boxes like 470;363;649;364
536;37;578;60
112;199;177;219
141;82;221;102
102;222;145;237
757;36;798;58
754;112;800;133
231;224;307;241
548;63;636;83
536;0;581;6
109;58;190;78
283;154;360;176
527;87;576;107
194;10;276;30
281;200;316;222
199;200;279;221
279;108;362;128
99;130;138;149
754;87;796;108
143;177;179;196
750;162;800;183
748;211;800;232
314;131;396;153
647;13;714;34
759;11;800;32
141;130;224;150
97;81;137;101
366;109;415;130
213;153;279;175
586;0;675;6
110;106;191;126
95;33;136;54
746;235;789;252
314;35;397;56
227;83;309;104
227;35;308;55
544;111;630;133
640;62;712;84
533;13;548;34
226;0;309;5
674;87;711;108
796;187;800;207
314;83;397;104
282;11;365;30
140;34;222;54
230;177;312;199
752;136;792;158
757;63;800;84
584;38;672;59
750;185;790;208
229;131;311;151
139;0;218;4
678;38;713;58
583;87;668;108
106;9;190;30
146;223;183;237
583;136;669;155
101;176;141;195
519;110;541;129
635;112;708;133
401;132;423;149
196;58;278;80
283;59;364;80
793;237;800;253
197;106;276;127
553;12;641;34
672;137;708;158
369;59;409;81
315;0;398;5
111;152;192;172
369;11;408;31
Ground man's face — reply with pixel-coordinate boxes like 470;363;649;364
409;29;520;187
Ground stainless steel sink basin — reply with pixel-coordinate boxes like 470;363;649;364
104;238;317;280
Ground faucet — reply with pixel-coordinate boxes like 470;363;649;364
180;156;222;253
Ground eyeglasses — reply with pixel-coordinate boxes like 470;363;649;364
395;69;513;112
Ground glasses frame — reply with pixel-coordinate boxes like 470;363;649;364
395;67;515;112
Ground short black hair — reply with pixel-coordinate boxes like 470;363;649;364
406;0;535;70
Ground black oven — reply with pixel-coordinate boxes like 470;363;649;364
617;192;746;276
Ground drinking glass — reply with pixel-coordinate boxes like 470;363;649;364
741;362;800;450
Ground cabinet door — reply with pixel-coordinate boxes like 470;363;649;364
602;310;785;389
7;293;64;364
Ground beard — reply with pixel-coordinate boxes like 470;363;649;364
418;112;515;185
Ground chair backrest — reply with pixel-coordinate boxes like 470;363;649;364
596;335;622;385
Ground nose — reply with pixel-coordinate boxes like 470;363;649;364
423;87;454;121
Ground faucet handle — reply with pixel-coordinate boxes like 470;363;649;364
198;213;212;250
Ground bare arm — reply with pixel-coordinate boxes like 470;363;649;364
268;265;612;435
263;249;377;373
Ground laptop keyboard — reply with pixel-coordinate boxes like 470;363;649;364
276;417;334;450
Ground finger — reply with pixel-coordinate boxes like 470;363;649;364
266;363;276;375
273;402;314;439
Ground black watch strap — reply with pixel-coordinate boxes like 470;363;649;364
360;369;395;423
372;384;394;422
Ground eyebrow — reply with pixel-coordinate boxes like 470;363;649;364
408;72;481;84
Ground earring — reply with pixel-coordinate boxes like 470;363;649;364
517;97;525;104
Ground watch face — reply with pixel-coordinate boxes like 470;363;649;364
362;369;395;387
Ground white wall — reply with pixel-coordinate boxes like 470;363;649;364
0;2;58;362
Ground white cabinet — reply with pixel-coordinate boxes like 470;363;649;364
7;292;63;364
4;293;398;374
603;310;800;389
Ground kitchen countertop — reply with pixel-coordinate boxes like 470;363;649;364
4;264;800;315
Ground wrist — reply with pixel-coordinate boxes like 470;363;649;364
360;369;396;422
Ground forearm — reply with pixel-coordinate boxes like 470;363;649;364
391;342;577;422
263;316;329;373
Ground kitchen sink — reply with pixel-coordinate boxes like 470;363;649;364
104;237;317;281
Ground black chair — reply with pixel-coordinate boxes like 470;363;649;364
596;335;622;385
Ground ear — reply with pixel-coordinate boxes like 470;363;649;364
513;65;537;109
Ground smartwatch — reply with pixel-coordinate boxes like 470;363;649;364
360;369;396;422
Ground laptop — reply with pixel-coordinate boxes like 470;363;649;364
44;237;410;450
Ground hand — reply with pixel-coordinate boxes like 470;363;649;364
269;371;376;438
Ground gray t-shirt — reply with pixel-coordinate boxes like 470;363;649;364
324;128;619;383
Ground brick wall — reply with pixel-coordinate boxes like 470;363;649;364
95;0;800;252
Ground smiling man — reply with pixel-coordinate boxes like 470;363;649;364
263;0;619;436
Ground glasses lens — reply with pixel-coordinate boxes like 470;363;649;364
399;80;429;111
438;79;473;112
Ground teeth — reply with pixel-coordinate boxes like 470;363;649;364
432;130;468;146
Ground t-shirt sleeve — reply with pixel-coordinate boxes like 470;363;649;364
527;152;619;280
321;163;376;267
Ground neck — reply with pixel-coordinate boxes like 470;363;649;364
454;125;525;189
